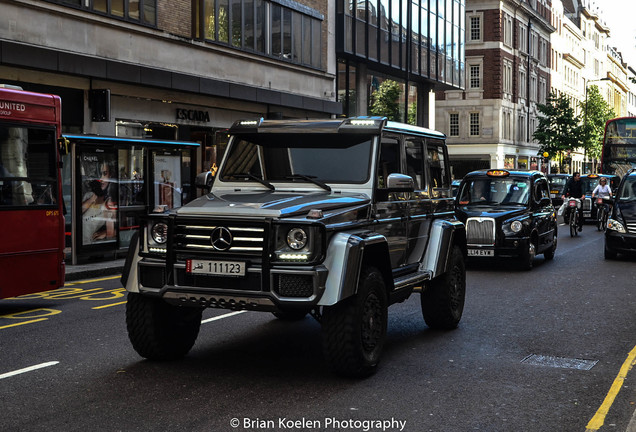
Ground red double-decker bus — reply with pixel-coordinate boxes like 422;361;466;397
600;116;636;177
0;85;65;298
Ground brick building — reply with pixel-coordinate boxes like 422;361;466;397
435;0;555;178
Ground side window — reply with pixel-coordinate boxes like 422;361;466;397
405;138;425;190
426;139;450;197
533;179;548;203
377;138;401;189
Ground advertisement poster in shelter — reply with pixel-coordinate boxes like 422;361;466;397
153;153;181;209
79;149;118;246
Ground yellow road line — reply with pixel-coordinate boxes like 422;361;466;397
92;301;127;310
586;344;636;431
65;275;121;286
0;318;48;330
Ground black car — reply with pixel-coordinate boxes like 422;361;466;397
455;169;558;270
547;173;571;209
579;174;621;221
605;169;636;259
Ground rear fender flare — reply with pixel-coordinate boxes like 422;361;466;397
420;219;466;278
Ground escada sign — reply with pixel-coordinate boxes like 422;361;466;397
176;108;210;123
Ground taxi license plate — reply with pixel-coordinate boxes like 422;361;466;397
468;249;494;257
186;259;246;276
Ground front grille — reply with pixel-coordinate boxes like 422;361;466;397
466;217;495;245
174;219;266;257
582;198;592;211
627;222;636;234
274;274;314;298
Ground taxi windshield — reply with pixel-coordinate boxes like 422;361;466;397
458;177;530;205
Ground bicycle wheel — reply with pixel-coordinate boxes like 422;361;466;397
597;207;604;231
569;210;577;237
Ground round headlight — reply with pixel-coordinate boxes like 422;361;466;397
286;228;308;250
510;221;523;233
151;222;168;244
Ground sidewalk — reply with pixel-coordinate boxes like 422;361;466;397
65;257;126;282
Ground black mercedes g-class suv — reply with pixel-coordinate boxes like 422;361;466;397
122;117;467;377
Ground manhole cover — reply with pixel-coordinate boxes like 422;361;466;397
521;354;598;370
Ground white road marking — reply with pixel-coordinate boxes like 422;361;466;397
0;361;59;380
201;310;246;324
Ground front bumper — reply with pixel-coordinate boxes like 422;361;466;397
136;259;328;312
467;236;530;259
605;230;636;255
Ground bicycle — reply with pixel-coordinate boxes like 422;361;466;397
566;197;581;237
595;197;610;231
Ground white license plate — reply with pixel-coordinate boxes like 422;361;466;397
186;259;246;276
468;249;494;257
550;193;556;198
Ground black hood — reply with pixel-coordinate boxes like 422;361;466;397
176;190;371;218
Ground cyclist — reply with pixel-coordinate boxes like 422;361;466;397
592;177;612;227
562;172;584;232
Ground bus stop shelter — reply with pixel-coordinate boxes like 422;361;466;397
61;135;200;264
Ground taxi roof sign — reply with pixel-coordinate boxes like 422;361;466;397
587;174;599;178
487;169;510;177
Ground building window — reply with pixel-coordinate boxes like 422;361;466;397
469;65;480;89
196;0;322;69
503;60;512;95
470;112;480;136
503;14;513;47
530;75;537;102
539;78;547;104
519;69;527;99
469;15;481;41
48;0;157;25
449;113;459;136
518;24;527;52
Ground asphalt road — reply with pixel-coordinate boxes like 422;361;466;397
1;224;635;432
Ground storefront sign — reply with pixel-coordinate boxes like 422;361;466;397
176;108;210;123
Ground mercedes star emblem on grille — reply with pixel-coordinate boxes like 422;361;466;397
210;227;233;251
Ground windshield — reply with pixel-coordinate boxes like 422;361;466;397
605;119;636;145
617;177;636;202
458;177;531;205
581;178;600;194
219;135;373;184
548;176;568;192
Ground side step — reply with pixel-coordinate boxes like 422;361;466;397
393;271;432;290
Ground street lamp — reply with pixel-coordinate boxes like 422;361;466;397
584;77;611;173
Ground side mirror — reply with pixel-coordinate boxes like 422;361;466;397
195;172;213;191
386;173;414;192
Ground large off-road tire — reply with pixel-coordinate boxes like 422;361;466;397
321;267;387;377
126;292;202;360
421;246;466;329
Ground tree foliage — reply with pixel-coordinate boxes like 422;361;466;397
579;85;615;161
533;91;583;169
369;80;402;121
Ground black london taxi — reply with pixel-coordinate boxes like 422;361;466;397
455;169;558;270
605;169;636;259
547;173;571;209
580;173;621;221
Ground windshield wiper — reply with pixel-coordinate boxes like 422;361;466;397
285;174;332;192
233;173;275;190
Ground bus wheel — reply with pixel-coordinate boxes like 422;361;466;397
126;292;202;360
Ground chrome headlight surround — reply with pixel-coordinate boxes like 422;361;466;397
606;218;626;233
273;224;324;264
142;217;171;256
510;220;523;233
